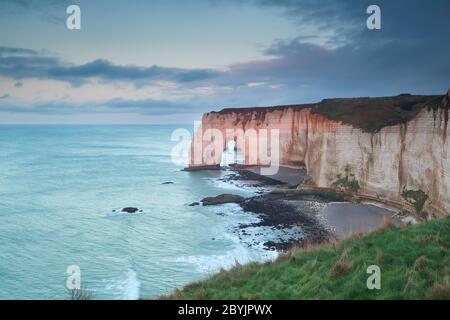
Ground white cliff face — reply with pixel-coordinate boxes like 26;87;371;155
305;105;449;217
190;93;450;217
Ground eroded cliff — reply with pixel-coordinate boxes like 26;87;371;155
189;91;450;218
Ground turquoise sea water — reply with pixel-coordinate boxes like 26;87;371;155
0;125;276;300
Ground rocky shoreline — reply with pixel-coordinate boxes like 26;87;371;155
199;167;404;252
239;195;331;250
219;168;287;187
213;168;337;251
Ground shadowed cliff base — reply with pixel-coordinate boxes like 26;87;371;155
231;164;307;186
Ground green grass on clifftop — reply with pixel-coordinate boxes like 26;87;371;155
313;95;443;133
165;217;450;300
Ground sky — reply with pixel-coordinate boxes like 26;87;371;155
0;0;449;124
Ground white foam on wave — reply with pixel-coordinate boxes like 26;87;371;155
199;170;256;193
174;172;303;278
175;235;278;274
174;206;278;275
104;208;145;218
123;269;141;300
105;269;141;300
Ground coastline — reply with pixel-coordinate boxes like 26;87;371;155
209;165;404;251
164;165;450;300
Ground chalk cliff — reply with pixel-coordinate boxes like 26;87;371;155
189;91;450;218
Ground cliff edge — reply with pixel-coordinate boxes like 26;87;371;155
189;90;450;218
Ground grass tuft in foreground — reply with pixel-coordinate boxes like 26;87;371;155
163;216;450;300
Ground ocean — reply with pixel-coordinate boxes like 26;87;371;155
0;125;277;300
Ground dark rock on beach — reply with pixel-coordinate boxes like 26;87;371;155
183;164;221;171
223;169;286;186
122;207;139;213
239;193;332;251
193;166;336;251
201;194;245;206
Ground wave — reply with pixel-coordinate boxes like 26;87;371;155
104;208;145;218
175;243;278;274
174;218;278;275
105;269;141;300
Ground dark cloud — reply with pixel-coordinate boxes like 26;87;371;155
215;0;450;102
2;0;72;23
254;0;364;46
0;47;38;56
1;0;449;117
0;50;64;81
48;59;221;84
251;0;450;45
225;38;449;101
0;47;221;85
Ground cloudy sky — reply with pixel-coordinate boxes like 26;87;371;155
0;0;449;124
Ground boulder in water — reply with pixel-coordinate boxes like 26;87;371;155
122;207;139;213
201;194;245;206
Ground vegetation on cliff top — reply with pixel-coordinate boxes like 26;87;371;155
314;95;444;133
164;216;450;300
214;94;445;133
